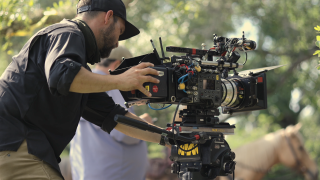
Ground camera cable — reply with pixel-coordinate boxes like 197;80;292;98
148;103;172;110
241;46;248;65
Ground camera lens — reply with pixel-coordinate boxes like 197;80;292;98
221;79;244;108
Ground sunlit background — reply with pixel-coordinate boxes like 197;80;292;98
1;0;320;179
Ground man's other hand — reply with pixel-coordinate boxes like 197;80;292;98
139;113;153;124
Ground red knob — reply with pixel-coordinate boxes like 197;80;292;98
194;134;200;140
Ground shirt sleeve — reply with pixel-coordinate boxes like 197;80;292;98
81;92;128;133
44;32;85;96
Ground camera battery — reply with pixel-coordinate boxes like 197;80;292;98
142;66;168;98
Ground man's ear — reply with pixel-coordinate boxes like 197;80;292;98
104;10;114;25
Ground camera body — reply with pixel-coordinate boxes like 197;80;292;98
111;34;282;180
124;65;268;115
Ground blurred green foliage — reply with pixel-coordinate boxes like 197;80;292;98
315;25;320;69
0;0;319;179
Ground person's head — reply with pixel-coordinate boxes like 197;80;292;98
96;46;133;73
76;0;139;58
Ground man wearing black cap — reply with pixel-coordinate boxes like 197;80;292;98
0;0;164;179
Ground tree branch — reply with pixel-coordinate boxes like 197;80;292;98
279;47;318;85
1;1;135;37
267;46;318;95
0;9;76;37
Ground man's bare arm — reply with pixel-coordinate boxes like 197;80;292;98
114;112;171;147
69;63;160;97
69;67;118;93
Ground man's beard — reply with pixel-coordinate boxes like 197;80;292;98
99;23;117;58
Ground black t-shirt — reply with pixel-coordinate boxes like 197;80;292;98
0;19;127;176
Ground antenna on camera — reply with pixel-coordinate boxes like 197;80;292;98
150;39;162;64
150;39;156;49
159;37;166;59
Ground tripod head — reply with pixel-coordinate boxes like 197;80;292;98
115;104;236;180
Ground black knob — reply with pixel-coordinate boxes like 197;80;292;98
224;161;236;173
230;151;236;160
208;169;213;177
225;151;236;160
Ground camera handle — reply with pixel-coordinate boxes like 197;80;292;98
114;115;196;142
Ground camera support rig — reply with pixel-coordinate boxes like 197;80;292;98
167;104;236;180
115;108;236;180
111;32;283;180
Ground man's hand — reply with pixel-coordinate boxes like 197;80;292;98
139;113;153;124
115;63;160;97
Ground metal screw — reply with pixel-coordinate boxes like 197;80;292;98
201;43;206;50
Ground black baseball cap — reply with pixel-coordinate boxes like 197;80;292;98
77;0;140;41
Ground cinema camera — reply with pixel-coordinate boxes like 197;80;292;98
111;32;282;180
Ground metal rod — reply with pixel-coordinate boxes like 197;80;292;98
150;39;156;49
159;37;166;59
201;61;244;69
